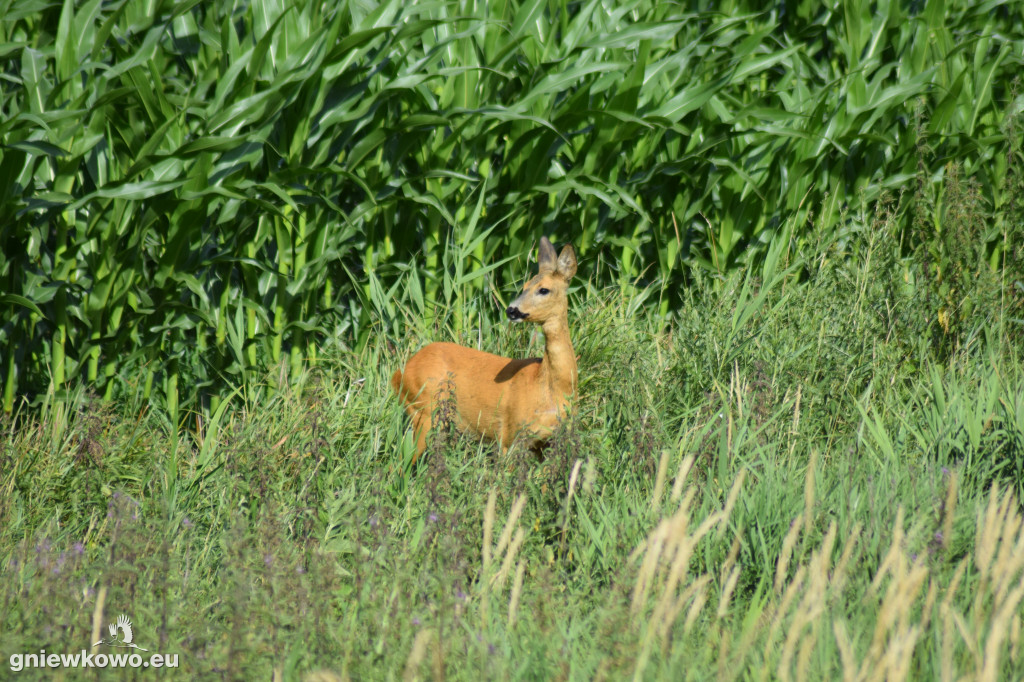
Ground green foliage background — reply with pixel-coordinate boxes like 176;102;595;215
2;0;1022;418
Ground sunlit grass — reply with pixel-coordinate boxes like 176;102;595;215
3;198;1023;677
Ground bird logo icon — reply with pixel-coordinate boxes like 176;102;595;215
92;614;149;651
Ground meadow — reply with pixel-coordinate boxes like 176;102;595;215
2;0;1024;679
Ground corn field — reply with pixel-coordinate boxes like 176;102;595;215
2;0;1022;418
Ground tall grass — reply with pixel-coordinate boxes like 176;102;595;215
2;0;1021;417
3;187;1024;677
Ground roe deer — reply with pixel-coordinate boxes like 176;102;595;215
391;236;578;463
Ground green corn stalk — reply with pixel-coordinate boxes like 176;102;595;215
0;0;1019;414
289;210;307;379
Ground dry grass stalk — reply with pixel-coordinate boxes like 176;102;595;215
803;448;817;525
877;556;927;677
941;558;967;610
681;577;712;635
633;576;712;682
716;532;743;620
567;458;583;508
658;574;711;643
670;452;696;502
629;519;669;613
716;533;743;620
658;519;700;612
721;532;742;581
629;480;735;680
717;563;742;619
809;521;837;589
775;513;804;594
494;527;526;591
870;507;906;596
630;487;697;614
482;490;528;628
765;564;808;662
795;630;815;682
641;458;1017;679
940;603;956;682
303;670;350;682
493;493;527;562
791;384;803;435
402;628;435;682
864;559;928;679
730;361;745;421
833;619;856;682
89;583;107;656
716;628;733;681
875;622;922;682
507;559;526;629
975;488;1024;682
981;580;1024;682
831;521;862;597
651;449;670;515
1010;615;1021;668
717;469;747;541
974;483;1003;583
777;523;836;680
953;608;979;665
989;501;1024;604
918;579;938;637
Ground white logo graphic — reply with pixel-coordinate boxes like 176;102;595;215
92;614;149;652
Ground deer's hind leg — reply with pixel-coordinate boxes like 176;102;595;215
409;408;431;464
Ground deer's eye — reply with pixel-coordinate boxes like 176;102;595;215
538;287;550;295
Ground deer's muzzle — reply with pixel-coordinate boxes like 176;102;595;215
506;306;528;321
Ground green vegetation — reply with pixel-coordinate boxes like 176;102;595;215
2;0;1022;414
2;0;1024;679
3;229;1023;678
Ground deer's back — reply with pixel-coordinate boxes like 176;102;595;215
394;342;544;443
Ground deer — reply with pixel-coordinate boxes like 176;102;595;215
391;236;578;464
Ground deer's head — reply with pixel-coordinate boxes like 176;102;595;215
506;237;577;325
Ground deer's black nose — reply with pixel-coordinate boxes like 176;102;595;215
506;306;528;321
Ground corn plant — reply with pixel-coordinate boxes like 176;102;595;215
1;0;1020;416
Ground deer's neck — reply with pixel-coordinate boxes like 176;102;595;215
540;315;577;399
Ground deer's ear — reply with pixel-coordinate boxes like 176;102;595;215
556;244;577;280
537;236;557;273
